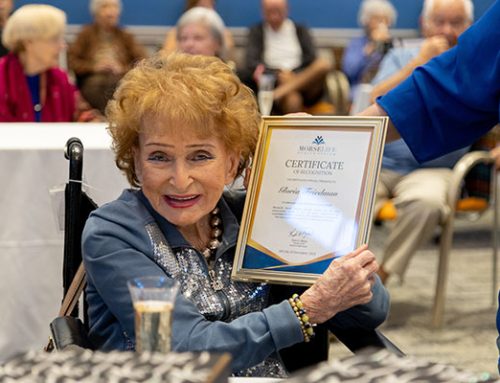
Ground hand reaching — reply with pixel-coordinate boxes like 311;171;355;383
300;245;378;324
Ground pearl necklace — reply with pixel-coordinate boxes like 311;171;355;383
200;207;223;260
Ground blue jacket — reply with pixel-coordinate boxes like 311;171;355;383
82;189;389;373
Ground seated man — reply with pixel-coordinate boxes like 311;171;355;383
370;0;473;284
243;0;331;114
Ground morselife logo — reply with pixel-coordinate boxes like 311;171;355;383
298;135;335;154
312;136;325;145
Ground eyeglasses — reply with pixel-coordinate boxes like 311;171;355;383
429;17;469;30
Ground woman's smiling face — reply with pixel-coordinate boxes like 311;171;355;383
134;117;239;229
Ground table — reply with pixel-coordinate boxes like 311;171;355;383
1;348;495;383
0;349;232;382
0;123;129;361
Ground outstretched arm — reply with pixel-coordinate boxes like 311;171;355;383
358;103;400;142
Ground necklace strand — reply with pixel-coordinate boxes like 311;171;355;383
201;207;223;260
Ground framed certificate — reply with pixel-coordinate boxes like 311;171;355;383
232;116;388;285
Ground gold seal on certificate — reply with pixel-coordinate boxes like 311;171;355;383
232;116;387;285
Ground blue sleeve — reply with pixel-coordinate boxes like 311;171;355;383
371;47;416;86
326;275;390;330
173;295;301;371
83;212;303;373
377;0;500;162
342;37;382;85
342;38;366;83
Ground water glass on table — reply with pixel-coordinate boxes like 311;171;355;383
128;276;179;353
258;73;276;116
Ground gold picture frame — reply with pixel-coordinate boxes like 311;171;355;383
232;116;388;286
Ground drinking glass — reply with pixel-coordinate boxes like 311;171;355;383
258;73;276;116
128;276;179;353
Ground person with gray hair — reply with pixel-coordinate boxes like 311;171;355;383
89;0;121;16
176;6;226;59
162;0;234;59
68;0;146;114
421;0;473;24
0;4;78;121
243;0;332;114
372;0;473;100
342;0;397;101
369;0;474;284
351;0;498;363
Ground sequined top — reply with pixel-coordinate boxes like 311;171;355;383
83;189;389;376
83;189;306;376
143;221;287;377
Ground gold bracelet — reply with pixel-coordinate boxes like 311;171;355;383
288;293;316;342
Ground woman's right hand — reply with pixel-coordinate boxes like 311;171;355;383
300;244;378;324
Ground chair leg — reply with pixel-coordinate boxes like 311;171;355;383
492;217;498;307
432;218;456;328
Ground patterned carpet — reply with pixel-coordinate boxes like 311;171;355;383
330;210;499;377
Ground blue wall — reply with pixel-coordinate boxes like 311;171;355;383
13;0;496;28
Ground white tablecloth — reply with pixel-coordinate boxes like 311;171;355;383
0;123;129;360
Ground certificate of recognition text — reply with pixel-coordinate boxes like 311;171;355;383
233;117;387;285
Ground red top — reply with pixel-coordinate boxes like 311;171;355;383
0;53;77;122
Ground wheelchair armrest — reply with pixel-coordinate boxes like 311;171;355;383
50;316;94;351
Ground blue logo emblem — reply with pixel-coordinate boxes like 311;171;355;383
312;136;325;145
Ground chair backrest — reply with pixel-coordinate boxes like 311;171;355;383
63;138;97;323
325;70;350;115
46;138;98;352
462;128;499;204
375;128;500;222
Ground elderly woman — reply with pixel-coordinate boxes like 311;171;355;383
342;0;397;100
175;6;226;59
0;4;78;122
162;0;234;59
68;0;146;114
82;53;389;377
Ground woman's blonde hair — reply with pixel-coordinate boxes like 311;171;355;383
2;4;66;53
106;53;260;187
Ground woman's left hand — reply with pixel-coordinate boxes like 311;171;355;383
300;245;378;324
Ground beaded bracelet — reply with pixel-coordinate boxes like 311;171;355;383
288;293;316;342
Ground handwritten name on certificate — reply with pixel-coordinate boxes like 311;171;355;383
233;117;387;285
